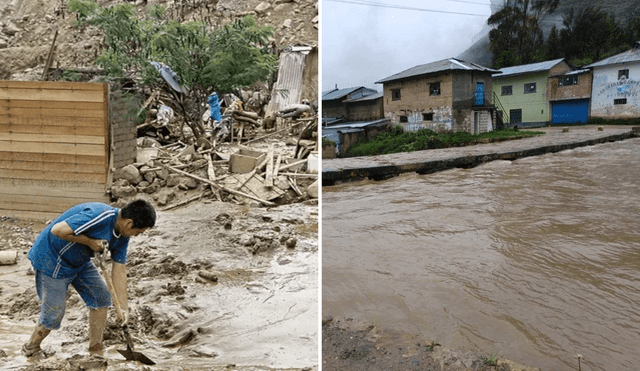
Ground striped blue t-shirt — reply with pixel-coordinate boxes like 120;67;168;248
28;202;129;278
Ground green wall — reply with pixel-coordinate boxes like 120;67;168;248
493;71;550;126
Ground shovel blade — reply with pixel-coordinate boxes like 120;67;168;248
117;346;156;365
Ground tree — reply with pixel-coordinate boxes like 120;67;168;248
560;6;623;65
68;0;277;139
488;0;559;68
545;25;562;60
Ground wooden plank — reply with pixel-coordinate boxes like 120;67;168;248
0;169;107;183
0;88;105;103
0;209;67;221
0;160;106;174
0;152;105;165
0;141;105;156
0;124;104;137
0;81;106;91
0;132;104;144
0;178;106;197
0;99;104;111
0;106;105;119
0;115;105;128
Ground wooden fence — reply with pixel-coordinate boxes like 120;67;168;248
0;81;109;220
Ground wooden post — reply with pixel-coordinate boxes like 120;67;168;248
41;29;59;81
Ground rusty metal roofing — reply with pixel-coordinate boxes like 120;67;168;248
586;47;640;68
375;58;498;84
493;58;565;78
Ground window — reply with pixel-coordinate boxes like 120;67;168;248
423;113;434;121
392;89;401;101
618;69;629;80
399;115;408;122
614;98;627;105
524;83;536;94
559;76;578;86
501;85;513;96
429;82;441;96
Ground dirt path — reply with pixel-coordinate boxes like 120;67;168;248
0;200;318;371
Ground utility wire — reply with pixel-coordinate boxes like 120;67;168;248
325;0;491;17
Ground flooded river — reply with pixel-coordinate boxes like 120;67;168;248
323;137;640;371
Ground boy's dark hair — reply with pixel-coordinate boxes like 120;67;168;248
121;199;156;229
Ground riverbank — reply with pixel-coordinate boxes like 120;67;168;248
322;317;541;371
322;125;638;185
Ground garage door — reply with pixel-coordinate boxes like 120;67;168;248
551;99;589;124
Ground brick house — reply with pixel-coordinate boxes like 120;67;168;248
322;86;378;120
375;58;499;134
547;69;593;124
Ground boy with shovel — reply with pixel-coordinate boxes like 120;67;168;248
22;199;156;356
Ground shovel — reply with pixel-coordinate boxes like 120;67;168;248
95;244;155;365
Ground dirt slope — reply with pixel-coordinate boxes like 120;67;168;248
0;0;318;80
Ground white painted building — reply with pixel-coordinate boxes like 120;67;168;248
586;45;640;119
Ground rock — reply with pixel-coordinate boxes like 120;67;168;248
598;126;604;131
282;19;292;28
255;2;271;13
142;179;162;194
166;174;182;187
307;180;318;198
110;179;138;199
3;22;20;36
562;127;569;132
285;237;297;249
0;40;7;49
154;188;176;206
144;170;156;183
184;177;198;189
118;164;143;185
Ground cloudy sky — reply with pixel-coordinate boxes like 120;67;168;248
321;0;494;93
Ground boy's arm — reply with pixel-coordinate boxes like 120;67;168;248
112;261;129;325
51;221;105;252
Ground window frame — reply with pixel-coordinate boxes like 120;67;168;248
524;82;537;94
618;69;629;80
429;82;441;96
501;85;513;96
391;89;401;101
614;98;627;105
422;112;434;121
558;76;578;86
399;115;408;123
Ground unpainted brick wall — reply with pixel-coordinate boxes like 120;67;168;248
110;88;143;169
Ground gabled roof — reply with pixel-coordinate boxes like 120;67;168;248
586;47;640;68
375;58;498;84
493;58;565;78
322;86;373;101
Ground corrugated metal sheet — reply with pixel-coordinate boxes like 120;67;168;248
322;86;374;101
265;49;308;117
586;48;640;68
376;58;498;84
493;58;565;78
344;91;383;102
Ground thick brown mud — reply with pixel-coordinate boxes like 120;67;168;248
0;201;318;371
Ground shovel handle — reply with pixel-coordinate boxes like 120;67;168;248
95;252;125;322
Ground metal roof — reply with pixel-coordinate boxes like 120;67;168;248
322;118;390;130
375;58;498;84
586;48;640;68
322;86;377;101
563;68;590;76
344;91;383;103
493;58;565;78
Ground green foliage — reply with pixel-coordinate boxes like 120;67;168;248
70;3;276;93
60;70;85;82
588;117;640;126
322;137;336;146
67;0;99;23
346;127;545;157
480;352;501;366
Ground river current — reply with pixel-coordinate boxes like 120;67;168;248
322;137;640;370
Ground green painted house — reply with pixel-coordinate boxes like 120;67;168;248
492;58;571;127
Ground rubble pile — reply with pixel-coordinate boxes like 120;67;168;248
110;85;319;210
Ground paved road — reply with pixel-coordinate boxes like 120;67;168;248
322;126;638;185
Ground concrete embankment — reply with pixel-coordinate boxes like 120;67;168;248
322;126;638;186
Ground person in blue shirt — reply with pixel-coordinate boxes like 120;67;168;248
22;199;156;356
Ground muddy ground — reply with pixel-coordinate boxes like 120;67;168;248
322;318;540;371
0;200;318;371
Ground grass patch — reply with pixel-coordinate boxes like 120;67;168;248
588;117;640;126
346;126;545;157
480;351;501;366
322;137;336;146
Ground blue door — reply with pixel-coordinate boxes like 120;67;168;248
551;99;589;124
475;82;484;106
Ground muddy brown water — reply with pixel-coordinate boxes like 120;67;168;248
323;138;640;371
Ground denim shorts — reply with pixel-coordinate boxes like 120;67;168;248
35;261;111;330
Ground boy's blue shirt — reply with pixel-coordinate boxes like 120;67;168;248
28;202;129;278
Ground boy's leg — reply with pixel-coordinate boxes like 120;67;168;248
23;271;70;356
72;262;111;352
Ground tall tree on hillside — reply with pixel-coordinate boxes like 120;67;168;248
560;6;622;65
488;0;560;68
545;24;562;60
